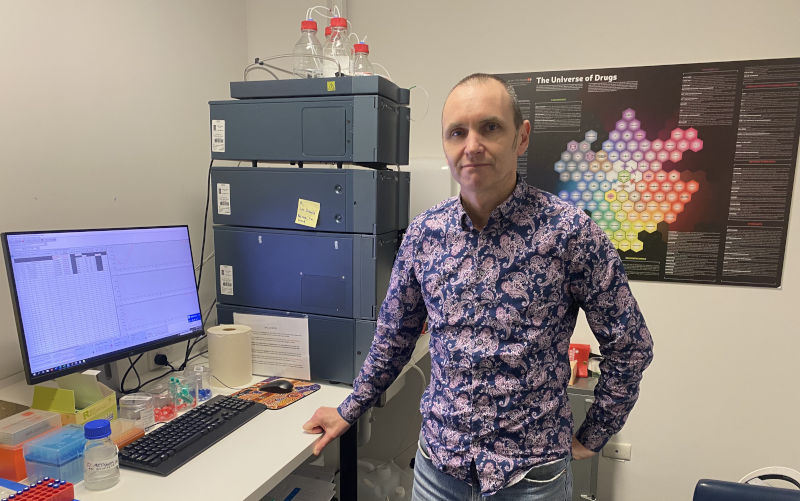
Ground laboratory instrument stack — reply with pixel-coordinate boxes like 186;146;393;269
209;76;410;384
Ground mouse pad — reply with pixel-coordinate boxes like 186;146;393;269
231;377;320;410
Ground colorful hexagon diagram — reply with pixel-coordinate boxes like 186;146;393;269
551;108;704;253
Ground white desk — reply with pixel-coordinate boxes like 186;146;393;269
0;373;352;501
0;333;431;500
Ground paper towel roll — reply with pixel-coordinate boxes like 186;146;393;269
207;324;253;387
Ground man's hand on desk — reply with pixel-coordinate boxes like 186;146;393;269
303;406;351;455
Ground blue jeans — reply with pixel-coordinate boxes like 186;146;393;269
411;439;572;500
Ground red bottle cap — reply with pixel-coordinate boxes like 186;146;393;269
325;25;331;37
354;43;369;54
330;17;348;28
300;19;317;31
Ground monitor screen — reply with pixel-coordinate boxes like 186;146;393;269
3;226;203;384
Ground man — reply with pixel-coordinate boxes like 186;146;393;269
303;73;653;499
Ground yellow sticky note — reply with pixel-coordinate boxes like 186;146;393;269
295;199;321;228
327;81;336;91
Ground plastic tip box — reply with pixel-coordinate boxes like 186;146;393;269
22;425;86;484
0;410;61;446
0;409;61;482
109;418;144;449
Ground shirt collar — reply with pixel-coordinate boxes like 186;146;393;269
456;176;529;231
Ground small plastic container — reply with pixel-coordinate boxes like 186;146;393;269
185;364;212;402
146;382;177;423
83;419;120;490
118;393;155;430
169;376;197;411
23;425;86;483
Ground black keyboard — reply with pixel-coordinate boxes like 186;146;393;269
119;394;266;476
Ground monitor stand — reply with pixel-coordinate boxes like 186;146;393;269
95;359;151;396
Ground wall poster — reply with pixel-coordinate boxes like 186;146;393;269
498;57;800;287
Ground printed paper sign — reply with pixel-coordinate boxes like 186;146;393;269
233;312;311;380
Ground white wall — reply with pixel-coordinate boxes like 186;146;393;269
342;1;800;500
0;1;249;378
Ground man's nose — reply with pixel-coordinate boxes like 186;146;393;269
465;133;484;156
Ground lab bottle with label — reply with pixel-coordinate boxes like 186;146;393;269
83;419;120;490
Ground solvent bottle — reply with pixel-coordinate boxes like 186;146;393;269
83;419;120;490
322;17;351;76
351;42;374;76
292;19;322;79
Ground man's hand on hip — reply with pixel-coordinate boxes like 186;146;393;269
303;406;351;455
572;435;597;461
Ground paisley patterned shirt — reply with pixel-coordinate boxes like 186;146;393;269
338;179;653;496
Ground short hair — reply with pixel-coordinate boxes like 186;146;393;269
450;73;523;130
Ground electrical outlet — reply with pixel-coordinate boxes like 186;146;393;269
602;442;632;461
147;343;186;372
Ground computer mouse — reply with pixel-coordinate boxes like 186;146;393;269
259;379;294;394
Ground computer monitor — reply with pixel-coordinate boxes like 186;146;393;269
2;226;204;384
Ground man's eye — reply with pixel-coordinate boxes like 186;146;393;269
485;123;499;132
449;129;464;138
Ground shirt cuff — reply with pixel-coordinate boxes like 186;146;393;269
337;393;367;424
575;421;613;452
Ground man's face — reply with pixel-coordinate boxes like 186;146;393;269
441;79;530;198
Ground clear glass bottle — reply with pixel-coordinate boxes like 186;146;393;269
83;419;119;490
351;42;374;76
322;17;351;77
292;19;322;79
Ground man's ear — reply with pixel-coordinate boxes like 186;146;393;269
515;120;531;155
